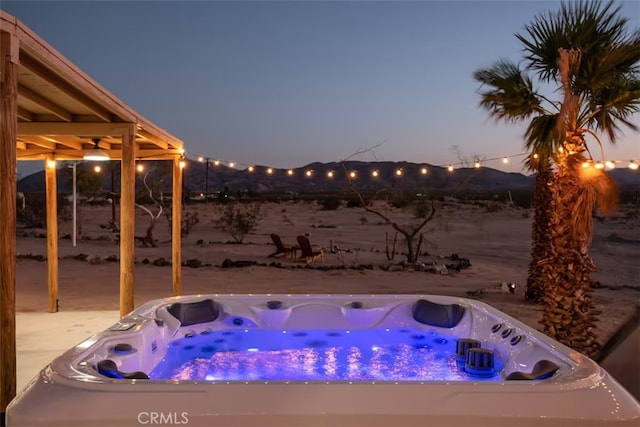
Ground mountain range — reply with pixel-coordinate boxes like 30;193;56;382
17;159;639;196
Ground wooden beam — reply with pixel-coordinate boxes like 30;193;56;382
137;129;169;150
172;157;183;296
19;53;113;121
18;121;132;136
44;157;58;313
16;140;26;150
17;106;33;121
19;135;56;150
0;28;18;422
133;149;184;158
43;135;83;150
119;125;136;318
18;85;72;121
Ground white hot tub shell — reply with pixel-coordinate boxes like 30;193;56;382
7;294;640;426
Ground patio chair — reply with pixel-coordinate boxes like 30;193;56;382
296;235;324;264
268;233;297;259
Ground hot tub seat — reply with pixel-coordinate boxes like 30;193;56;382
167;299;220;326
412;299;465;328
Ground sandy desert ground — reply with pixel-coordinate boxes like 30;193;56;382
15;199;640;350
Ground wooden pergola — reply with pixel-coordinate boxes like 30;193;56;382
1;11;186;418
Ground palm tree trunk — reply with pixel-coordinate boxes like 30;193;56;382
525;163;553;303
539;153;600;357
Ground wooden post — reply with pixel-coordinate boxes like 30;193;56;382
119;125;135;317
172;156;183;296
0;28;18;422
45;156;59;313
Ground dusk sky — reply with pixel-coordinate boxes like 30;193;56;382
3;0;639;177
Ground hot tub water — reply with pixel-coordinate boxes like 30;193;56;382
150;328;504;382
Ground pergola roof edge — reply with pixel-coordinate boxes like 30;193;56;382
1;11;184;155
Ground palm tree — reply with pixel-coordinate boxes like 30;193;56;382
474;0;640;356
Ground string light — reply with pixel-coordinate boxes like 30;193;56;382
179;159;186;169
46;159;56;169
175;151;638;184
136;163;145;172
94;165;101;173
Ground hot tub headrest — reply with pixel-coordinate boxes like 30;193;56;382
412;299;466;328
97;359;149;380
505;359;560;381
168;299;220;326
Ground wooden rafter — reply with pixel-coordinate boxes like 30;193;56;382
17;85;72;122
20;53;113;122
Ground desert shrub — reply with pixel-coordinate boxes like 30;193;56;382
164;210;199;237
320;197;341;210
212;203;263;243
484;201;503;212
413;200;432;218
17;194;70;228
345;198;363;208
388;191;415;209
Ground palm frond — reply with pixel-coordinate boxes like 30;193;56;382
582;76;640;140
516;1;633;84
524;113;563;170
473;59;545;122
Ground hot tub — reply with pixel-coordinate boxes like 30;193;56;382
7;294;640;426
